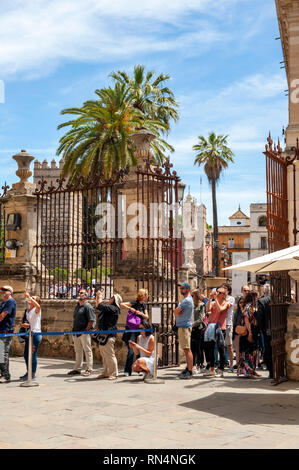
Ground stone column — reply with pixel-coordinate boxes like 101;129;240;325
119;129;156;260
0;149;38;304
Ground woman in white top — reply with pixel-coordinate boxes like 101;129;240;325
20;291;42;381
130;320;155;380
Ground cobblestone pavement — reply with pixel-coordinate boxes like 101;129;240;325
1;357;299;449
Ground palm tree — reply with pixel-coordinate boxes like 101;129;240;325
110;64;179;163
57;82;167;181
193;132;234;276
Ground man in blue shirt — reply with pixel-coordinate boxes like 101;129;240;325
174;282;194;379
0;285;17;383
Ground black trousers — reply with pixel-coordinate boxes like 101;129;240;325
205;339;225;370
191;328;205;366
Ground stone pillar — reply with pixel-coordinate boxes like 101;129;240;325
0;150;38;308
119;129;156;260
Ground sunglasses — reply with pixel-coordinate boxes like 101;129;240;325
79;292;86;295
217;291;226;295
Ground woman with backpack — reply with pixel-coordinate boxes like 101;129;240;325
121;289;149;377
191;290;208;373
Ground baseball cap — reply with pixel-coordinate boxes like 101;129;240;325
178;282;191;290
1;285;13;294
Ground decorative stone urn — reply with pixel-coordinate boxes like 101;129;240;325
130;129;156;166
13;149;35;183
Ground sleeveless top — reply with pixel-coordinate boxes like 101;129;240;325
26;307;41;333
138;334;154;358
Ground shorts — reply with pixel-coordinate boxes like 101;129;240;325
225;325;233;346
178;327;191;350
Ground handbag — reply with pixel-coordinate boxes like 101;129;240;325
126;310;141;329
18;308;29;344
235;324;248;336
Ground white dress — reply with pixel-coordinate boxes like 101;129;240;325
138;334;155;375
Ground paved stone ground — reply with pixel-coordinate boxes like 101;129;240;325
1;357;299;449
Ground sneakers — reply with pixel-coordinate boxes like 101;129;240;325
123;372;130;377
143;372;153;381
67;369;81;376
203;370;215;377
0;377;11;383
19;373;36;381
215;371;224;378
227;367;234;373
178;368;193;380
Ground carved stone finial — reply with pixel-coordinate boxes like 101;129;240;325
131;129;156;165
12;149;35;184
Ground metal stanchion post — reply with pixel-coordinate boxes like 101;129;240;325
20;331;39;388
145;325;164;385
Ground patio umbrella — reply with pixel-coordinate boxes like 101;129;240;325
223;244;299;274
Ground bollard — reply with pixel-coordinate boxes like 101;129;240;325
20;331;39;388
144;325;164;385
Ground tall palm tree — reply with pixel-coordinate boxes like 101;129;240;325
57;82;167;181
193;132;234;277
110;64;179;163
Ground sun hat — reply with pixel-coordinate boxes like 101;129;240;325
1;285;13;294
113;293;123;309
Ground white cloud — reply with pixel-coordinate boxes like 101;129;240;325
0;0;234;79
220;73;287;99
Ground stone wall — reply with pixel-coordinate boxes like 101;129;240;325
11;299;130;366
285;303;299;381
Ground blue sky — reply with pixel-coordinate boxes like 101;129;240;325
0;0;288;225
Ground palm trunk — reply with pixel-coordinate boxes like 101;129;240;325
211;178;219;277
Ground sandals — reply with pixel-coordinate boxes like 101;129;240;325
82;370;92;377
96;374;108;379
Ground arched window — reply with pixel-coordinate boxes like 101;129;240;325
258;216;267;227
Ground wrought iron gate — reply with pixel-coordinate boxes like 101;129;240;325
34;172;124;299
264;135;292;384
136;157;180;367
34;157;181;367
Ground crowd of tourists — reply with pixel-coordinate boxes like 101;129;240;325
176;281;273;380
0;280;273;383
48;282;98;299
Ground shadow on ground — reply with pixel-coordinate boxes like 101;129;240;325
180;392;299;425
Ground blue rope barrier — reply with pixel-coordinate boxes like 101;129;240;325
39;328;154;336
0;332;29;338
0;328;154;338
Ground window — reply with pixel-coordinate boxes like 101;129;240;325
228;238;234;248
259;216;267;227
261;237;267;250
244;238;250;249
